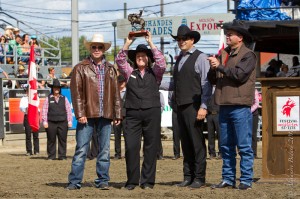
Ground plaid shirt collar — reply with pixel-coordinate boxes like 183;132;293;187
90;56;106;69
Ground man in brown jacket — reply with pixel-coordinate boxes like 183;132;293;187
208;20;256;190
67;34;122;190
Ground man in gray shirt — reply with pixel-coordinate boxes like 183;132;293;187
170;25;212;189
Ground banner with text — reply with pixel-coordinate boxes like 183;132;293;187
117;13;235;39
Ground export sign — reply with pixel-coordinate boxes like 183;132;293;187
117;13;235;38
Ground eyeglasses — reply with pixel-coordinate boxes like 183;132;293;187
176;36;188;42
91;45;104;50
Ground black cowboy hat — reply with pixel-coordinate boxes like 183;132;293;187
170;25;201;44
117;74;126;83
48;79;63;88
223;20;253;44
128;44;154;63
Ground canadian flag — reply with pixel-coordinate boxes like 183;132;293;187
218;25;226;56
27;45;40;132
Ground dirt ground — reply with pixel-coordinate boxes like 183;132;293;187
0;138;299;199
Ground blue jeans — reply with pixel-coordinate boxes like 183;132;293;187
219;105;253;186
68;117;112;188
21;52;30;63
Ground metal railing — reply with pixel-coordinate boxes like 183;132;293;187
0;11;62;74
0;43;61;75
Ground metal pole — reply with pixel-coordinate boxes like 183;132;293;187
124;3;127;44
160;0;164;53
112;22;117;64
299;26;300;56
0;79;4;140
71;0;79;66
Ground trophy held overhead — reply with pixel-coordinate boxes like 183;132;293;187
128;10;147;37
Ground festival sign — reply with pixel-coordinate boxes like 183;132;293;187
275;96;300;132
117;13;235;38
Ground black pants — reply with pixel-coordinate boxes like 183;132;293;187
124;107;161;187
172;111;181;156
177;103;206;183
24;114;39;154
46;120;68;159
113;118;125;157
207;113;220;156
87;128;98;159
252;112;259;157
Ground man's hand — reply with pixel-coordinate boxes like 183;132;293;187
78;117;87;124
207;56;220;69
43;123;48;129
114;119;121;126
196;108;207;120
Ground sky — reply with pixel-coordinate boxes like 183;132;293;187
0;0;229;56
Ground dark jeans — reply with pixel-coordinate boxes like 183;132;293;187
23;114;39;154
252;111;259;157
207;113;220;156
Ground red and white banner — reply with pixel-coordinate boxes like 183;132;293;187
218;26;225;55
27;45;40;132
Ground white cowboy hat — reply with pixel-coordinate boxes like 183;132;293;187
84;34;111;52
5;25;14;30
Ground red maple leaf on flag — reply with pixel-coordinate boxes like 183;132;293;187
29;78;37;90
27;45;40;132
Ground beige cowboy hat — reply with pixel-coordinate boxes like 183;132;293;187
13;27;20;32
84;34;111;52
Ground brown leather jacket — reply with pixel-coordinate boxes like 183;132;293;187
70;58;122;120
